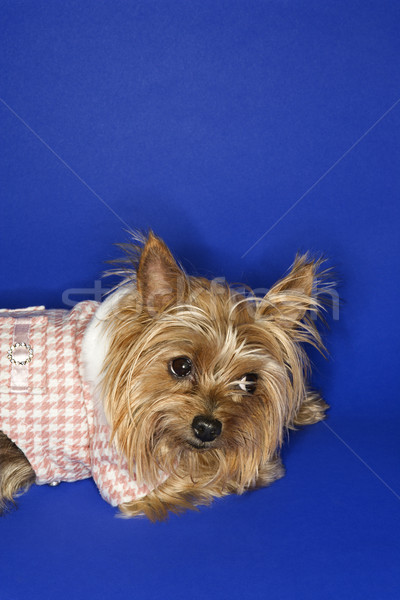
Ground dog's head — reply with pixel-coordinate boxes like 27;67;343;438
101;233;328;493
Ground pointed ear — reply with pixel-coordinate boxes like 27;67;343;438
136;232;187;314
260;255;318;327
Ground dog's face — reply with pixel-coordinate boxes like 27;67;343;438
101;233;323;495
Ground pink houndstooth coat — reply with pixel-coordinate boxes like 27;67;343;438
0;300;163;506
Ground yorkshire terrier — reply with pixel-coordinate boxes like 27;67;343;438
0;232;332;520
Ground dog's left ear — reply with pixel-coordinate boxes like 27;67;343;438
259;255;318;328
136;232;187;314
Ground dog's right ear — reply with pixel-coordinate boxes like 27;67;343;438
136;232;187;314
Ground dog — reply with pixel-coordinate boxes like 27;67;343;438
0;232;332;520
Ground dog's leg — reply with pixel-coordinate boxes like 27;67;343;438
119;474;220;521
119;457;286;521
119;465;253;521
0;431;35;514
293;390;329;426
252;456;285;489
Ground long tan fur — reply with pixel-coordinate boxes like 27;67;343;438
0;431;35;513
100;232;332;520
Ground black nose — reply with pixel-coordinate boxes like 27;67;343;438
192;415;222;442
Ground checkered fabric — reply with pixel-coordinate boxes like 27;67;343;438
0;300;166;507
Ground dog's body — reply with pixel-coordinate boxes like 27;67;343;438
0;299;167;506
0;233;331;520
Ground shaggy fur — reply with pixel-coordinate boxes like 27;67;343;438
0;232;332;519
0;431;35;513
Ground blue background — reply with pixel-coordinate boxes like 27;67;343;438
1;1;399;598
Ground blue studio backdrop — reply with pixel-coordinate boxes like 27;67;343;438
1;2;399;599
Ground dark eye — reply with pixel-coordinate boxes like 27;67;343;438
238;373;258;394
169;356;192;378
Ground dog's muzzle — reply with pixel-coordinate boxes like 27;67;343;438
191;415;222;443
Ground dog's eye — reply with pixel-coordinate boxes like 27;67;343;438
169;356;192;378
238;373;258;394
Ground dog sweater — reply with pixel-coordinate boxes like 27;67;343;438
0;301;165;506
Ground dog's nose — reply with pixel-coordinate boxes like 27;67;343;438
192;415;222;442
